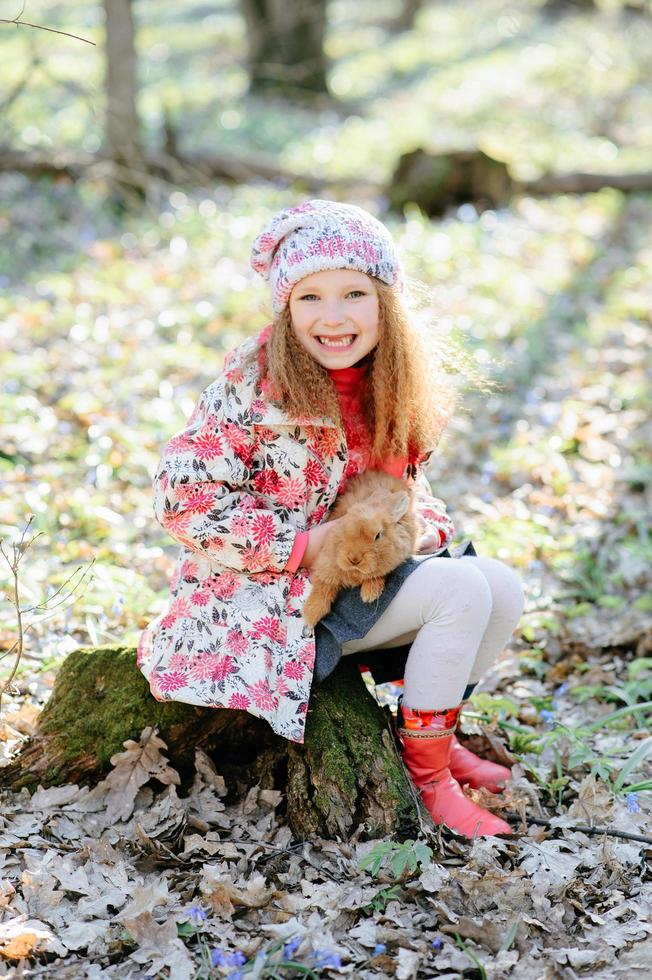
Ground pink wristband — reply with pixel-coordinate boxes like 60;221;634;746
284;530;310;573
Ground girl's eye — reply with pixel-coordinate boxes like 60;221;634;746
298;290;366;301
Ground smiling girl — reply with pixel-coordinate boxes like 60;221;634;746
138;199;525;838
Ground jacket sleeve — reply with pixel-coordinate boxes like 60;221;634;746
412;466;455;551
153;382;297;573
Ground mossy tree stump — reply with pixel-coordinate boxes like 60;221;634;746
1;646;420;841
388;148;514;216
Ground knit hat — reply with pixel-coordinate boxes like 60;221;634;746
250;199;404;314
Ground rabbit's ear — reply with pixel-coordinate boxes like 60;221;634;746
391;491;410;522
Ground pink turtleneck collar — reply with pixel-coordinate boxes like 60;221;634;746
326;362;368;397
325;360;407;480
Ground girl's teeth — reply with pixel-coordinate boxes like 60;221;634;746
318;335;355;348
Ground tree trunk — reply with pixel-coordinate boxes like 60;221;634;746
545;0;650;12
239;0;330;97
103;0;144;169
544;0;597;9
0;646;420;842
391;0;425;32
522;168;652;195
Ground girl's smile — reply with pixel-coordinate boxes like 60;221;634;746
288;268;380;368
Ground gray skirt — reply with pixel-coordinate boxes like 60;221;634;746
313;540;478;685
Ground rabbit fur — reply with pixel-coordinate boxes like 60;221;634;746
302;470;420;627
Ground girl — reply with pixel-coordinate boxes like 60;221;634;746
138;199;525;839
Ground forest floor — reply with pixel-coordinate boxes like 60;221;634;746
2;1;652;976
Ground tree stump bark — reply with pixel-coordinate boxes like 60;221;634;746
388;148;514;216
0;646;420;841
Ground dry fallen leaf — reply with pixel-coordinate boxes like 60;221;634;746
121;911;194;980
199;865;275;918
0;930;39;960
99;727;180;823
0;915;61;959
519;839;585;898
396;946;421;979
182;833;240;858
194;747;228;796
0;880;16;910
567;774;615;824
2;701;40;737
26;784;85;811
57;918;108;954
115;879;172;921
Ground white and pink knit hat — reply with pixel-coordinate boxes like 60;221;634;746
250;199;404;314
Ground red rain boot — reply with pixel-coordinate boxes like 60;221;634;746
396;690;512;794
449;735;512;794
398;704;512;838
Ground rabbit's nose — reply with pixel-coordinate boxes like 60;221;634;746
350;557;361;566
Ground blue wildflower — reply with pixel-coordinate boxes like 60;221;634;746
432;938;442;949
372;943;387;955
555;683;569;697
283;937;302;960
188;905;207;926
210;949;227;967
312;949;342;969
540;709;555;727
626;793;641;813
227;972;243;980
226;952;246;967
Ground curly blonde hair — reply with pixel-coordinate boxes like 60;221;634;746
251;277;492;467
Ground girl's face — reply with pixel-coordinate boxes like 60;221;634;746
288;269;380;369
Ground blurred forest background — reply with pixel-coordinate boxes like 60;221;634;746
1;0;651;975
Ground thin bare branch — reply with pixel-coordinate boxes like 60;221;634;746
0;522;31;712
22;568;95;630
0;623;36;666
20;561;95;615
0;520;94;713
513;814;652;845
0;18;96;46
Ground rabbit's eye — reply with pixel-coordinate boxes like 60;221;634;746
374;530;384;541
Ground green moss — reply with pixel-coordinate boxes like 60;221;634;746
39;645;197;777
305;659;415;832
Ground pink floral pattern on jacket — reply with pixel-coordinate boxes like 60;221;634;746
137;326;455;744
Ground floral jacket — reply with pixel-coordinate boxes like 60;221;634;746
137;326;455;744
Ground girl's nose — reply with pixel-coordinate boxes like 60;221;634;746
321;302;346;326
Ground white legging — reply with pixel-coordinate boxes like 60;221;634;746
341;556;525;710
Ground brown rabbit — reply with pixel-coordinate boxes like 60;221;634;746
302;470;420;627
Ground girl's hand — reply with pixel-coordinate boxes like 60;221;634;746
416;529;443;554
301;517;344;568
